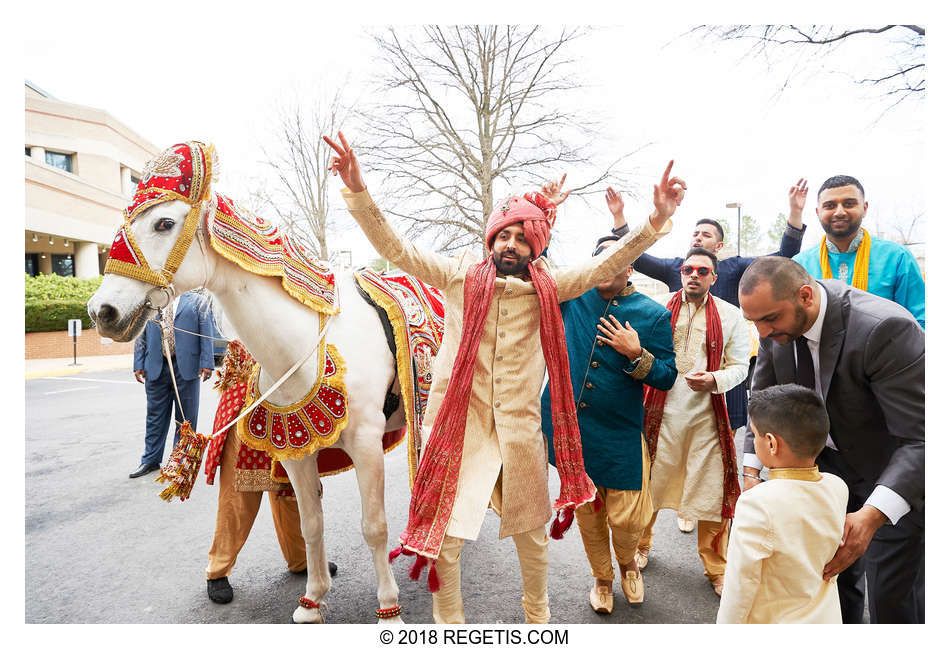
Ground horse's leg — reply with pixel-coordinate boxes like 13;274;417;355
282;454;330;623
345;425;403;624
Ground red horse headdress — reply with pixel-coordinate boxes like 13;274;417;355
105;141;217;287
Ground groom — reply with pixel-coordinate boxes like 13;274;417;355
324;131;686;623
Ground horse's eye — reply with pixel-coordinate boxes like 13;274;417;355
154;218;175;232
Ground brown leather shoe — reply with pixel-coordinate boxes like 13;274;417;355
711;577;724;597
589;584;613;614
621;569;644;604
635;550;649;570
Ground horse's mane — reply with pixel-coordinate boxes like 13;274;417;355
191;288;237;343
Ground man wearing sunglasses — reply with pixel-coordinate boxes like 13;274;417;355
607;181;807;534
637;248;751;596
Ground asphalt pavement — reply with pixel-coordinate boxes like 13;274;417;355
26;366;729;624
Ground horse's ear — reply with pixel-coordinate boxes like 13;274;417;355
193;141;218;202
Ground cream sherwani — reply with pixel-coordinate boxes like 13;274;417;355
717;466;849;623
342;189;670;540
649;291;750;522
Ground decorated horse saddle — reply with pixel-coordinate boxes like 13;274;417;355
203;195;445;489
204;341;407;491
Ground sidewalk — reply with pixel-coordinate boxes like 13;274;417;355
25;353;134;379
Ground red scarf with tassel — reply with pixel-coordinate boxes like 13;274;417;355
390;193;596;591
642;291;740;553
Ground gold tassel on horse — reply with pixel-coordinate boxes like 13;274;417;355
155;420;210;502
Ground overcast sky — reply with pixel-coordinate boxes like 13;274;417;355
19;4;931;270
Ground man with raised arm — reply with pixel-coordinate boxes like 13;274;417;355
792;174;925;329
609;180;807;535
324;132;685;623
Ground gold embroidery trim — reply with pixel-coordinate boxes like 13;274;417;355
768;466;821;482
236;340;349;461
354;271;421;489
234;468;287;492
207;205;339;316
629;348;654;380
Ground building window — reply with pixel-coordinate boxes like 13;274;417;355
130;174;141;187
25;146;31;157
25;254;39;277
45;150;74;173
51;254;74;277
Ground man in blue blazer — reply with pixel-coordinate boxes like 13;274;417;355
131;290;214;478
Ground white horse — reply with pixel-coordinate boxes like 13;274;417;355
88;198;407;623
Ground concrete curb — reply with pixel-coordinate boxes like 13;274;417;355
25;354;134;380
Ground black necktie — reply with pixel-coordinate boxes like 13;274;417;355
795;336;815;390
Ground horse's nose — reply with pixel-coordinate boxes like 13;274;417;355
96;303;119;327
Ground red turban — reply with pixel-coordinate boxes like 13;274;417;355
485;193;557;259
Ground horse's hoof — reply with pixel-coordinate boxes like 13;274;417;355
293;606;325;623
378;615;404;624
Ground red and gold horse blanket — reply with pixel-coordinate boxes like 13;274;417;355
204;341;408;491
201;197;445;490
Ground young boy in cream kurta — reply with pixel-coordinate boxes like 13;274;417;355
717;384;848;624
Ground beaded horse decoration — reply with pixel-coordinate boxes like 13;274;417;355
204;184;444;479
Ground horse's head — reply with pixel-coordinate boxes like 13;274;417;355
87;141;217;342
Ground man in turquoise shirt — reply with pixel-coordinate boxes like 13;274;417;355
793;175;924;329
541;236;676;614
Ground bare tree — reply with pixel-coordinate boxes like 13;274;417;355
259;92;349;260
888;211;924;246
691;25;925;113
359;25;638;253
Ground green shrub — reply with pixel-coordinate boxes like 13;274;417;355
25;299;95;333
25;273;102;301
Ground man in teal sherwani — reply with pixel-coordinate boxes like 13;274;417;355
541;235;676;615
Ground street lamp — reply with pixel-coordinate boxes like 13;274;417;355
726;202;742;257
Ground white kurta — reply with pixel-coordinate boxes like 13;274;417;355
649;291;750;522
717;467;849;623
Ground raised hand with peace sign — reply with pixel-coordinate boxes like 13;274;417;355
322;131;366;194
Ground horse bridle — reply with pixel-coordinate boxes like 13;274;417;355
140;200;215;311
104;141;216;311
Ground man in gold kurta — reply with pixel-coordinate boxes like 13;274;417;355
325;132;685;623
639;248;750;595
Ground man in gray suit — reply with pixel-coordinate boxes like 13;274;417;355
737;256;923;624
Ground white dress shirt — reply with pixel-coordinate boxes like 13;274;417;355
744;283;911;525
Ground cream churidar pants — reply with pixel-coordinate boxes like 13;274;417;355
638;512;729;581
432;476;550;624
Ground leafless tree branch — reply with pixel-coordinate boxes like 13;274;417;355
689;25;926;113
258;91;351;260
356;25;640;252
